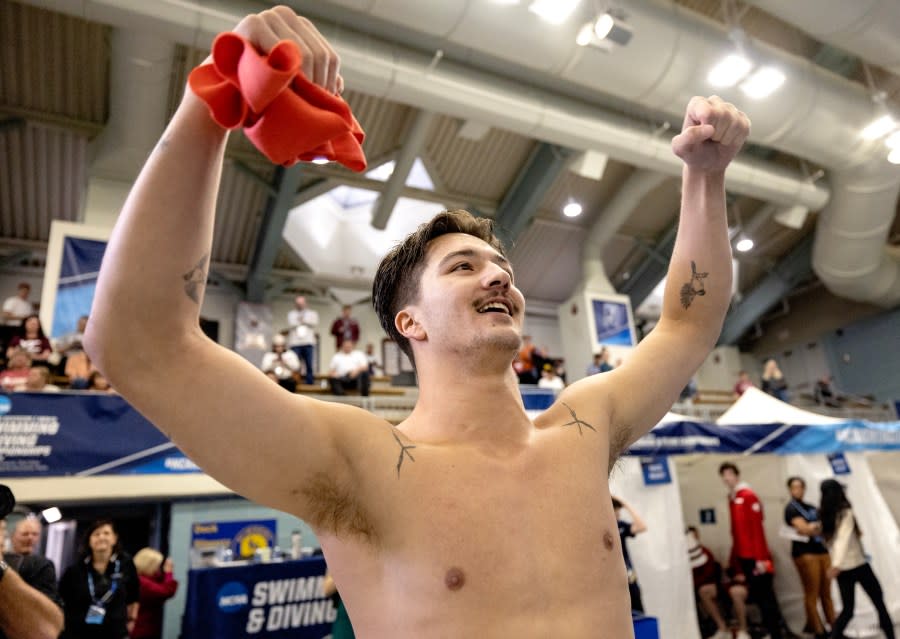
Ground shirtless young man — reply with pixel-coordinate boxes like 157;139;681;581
84;7;750;638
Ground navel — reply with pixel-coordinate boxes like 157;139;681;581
444;567;466;591
603;530;615;550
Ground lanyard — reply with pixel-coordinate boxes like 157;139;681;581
791;500;818;522
87;558;120;606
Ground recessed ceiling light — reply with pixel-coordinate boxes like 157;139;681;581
707;54;753;88
884;130;900;149
860;115;896;141
593;13;615;39
42;507;62;523
888;148;900;165
563;201;583;217
311;157;329;165
735;238;754;252
739;67;785;99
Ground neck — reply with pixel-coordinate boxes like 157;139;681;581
93;550;112;566
405;354;530;448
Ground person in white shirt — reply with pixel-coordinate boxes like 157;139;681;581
328;340;370;396
820;479;895;639
261;335;302;392
287;296;319;384
537;364;565;392
2;283;34;327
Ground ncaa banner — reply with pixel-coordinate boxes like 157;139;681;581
0;392;199;477
183;557;334;639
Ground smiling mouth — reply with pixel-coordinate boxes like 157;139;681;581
477;301;512;315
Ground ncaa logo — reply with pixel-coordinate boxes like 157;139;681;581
0;395;11;415
216;581;249;613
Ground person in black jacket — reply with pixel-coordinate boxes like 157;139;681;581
60;520;140;639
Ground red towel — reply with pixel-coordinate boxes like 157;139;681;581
188;32;366;171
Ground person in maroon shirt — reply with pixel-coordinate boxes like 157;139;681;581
6;314;52;363
330;305;360;349
130;548;178;639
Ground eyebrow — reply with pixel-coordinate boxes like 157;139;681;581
438;249;513;275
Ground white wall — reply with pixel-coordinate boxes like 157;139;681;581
693;346;743;392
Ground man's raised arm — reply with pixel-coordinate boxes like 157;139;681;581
84;9;382;519
567;96;750;448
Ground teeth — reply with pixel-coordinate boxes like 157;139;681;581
478;302;510;314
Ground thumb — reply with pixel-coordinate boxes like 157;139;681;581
675;123;715;147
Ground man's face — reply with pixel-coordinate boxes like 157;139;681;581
341;340;355;353
12;518;41;555
295;296;306;309
25;368;45;389
789;479;805;501
406;233;525;362
720;468;739;490
342;306;352;318
17;285;29;300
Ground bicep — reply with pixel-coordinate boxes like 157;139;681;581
107;332;368;518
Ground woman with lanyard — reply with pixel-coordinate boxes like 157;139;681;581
60;520;140;639
784;477;834;639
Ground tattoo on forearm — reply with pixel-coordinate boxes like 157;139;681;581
561;403;596;436
680;260;709;309
155;136;171;154
392;430;416;477
182;254;208;304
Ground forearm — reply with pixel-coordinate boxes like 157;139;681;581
0;569;64;639
659;167;732;343
624;504;647;533
86;89;228;373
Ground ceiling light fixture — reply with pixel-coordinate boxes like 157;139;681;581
860;115;896;141
888;148;900;165
707;54;753;88
41;507;62;523
884;130;900;149
311;157;329;165
576;10;632;48
563;201;583;218
735;237;754;252
529;0;581;25
739;66;785;99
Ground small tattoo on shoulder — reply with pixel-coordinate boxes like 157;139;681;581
561;402;596;436
680;260;708;309
182;254;208;304
392;430;416;477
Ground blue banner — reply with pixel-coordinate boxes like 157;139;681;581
192;520;278;560
183;558;334;639
626;419;900;456
591;298;635;346
0;392;198;476
52;237;107;338
639;457;672;485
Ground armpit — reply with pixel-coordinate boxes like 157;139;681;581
299;472;377;543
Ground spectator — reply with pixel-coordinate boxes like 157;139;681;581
87;370;114;393
10;516;42;556
287;296;318;385
783;477;834;639
819;479;895;639
687;525;750;639
6;315;52;364
513;335;539;384
586;349;613;376
813;375;841;408
328;340;370;396
1;283;34;327
330;305;360;350
364;342;381;376
60;519;140;639
0;349;31;392
718;462;785;639
612;496;647;612
733;370;754;398
0;514;64;639
761;359;789;402
57;315;89;355
679;376;698;403
131;548;178;639
66;351;93;389
23;367;60;393
261;335;301;393
537;363;565;392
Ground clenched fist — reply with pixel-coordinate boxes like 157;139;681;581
233;5;343;95
672;96;750;173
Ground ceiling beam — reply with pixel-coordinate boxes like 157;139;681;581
717;234;815;345
371;109;435;230
245;165;305;303
493;143;574;244
0;107;103;137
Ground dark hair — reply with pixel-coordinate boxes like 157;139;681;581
819;479;854;541
685;525;698;535
372;210;505;366
718;462;740;476
611;497;623;510
79;519;120;560
786;476;805;489
20;314;45;339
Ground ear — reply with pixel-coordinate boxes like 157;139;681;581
395;308;426;343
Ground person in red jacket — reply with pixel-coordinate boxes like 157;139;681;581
718;462;787;639
131;548;178;639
